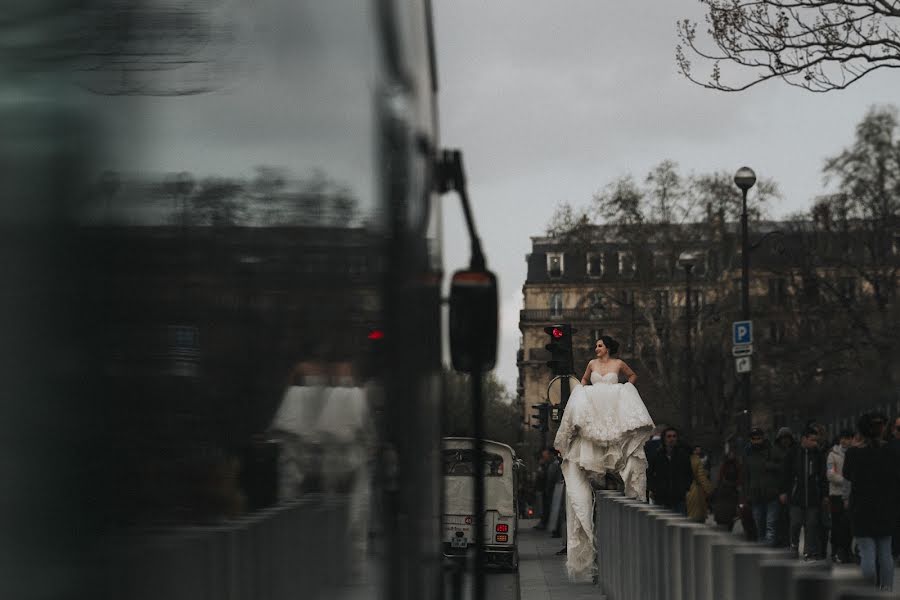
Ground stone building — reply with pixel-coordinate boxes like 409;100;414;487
516;216;900;449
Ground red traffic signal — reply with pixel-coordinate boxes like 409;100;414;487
551;327;563;339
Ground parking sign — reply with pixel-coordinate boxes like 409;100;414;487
732;320;752;346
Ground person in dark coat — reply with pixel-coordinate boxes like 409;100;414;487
534;448;551;529
844;413;899;592
890;415;900;561
647;427;693;514
742;428;782;545
771;427;795;547
780;426;827;560
712;447;741;530
643;425;666;503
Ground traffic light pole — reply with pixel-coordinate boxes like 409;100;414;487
471;368;485;600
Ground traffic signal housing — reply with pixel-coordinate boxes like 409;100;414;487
544;324;576;376
531;403;550;432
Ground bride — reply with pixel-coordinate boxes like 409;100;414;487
553;335;655;581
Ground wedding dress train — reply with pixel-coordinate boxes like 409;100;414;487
553;371;654;581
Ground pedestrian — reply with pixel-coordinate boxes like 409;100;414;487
812;422;832;554
712;447;741;530
889;415;900;564
844;413;899;592
826;430;853;563
644;425;666;503
742;428;782;545
534;448;551;529
771;427;795;547
546;449;564;535
780;426;827;560
647;427;693;514
686;445;714;523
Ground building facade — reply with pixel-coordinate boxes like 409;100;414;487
517;216;900;449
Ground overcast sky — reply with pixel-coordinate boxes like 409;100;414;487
432;1;900;394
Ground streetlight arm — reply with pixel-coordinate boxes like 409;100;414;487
749;230;785;253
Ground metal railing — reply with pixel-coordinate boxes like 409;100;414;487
108;497;349;600
594;491;892;600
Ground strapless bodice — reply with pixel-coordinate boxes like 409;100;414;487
590;371;619;385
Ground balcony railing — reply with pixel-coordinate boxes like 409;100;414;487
519;309;615;322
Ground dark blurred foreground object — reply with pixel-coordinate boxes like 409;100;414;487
241;437;280;511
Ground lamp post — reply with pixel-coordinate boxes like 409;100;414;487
678;251;700;439
733;167;756;436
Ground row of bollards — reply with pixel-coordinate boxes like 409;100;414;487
594;491;893;600
108;496;349;600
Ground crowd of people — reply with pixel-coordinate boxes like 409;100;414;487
528;412;900;592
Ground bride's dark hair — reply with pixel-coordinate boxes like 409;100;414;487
599;335;619;356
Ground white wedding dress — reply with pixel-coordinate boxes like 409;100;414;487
553;371;655;581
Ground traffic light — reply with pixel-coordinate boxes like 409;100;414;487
544;324;576;376
531;403;550;432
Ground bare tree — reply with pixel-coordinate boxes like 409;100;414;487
676;1;900;92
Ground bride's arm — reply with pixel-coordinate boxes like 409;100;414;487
619;360;638;384
580;360;593;385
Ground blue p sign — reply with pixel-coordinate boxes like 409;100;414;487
732;321;752;346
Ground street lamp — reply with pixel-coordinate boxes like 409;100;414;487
678;251;701;438
733;166;756;436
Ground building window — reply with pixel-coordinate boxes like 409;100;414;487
653;251;668;279
654;290;669;313
768;321;785;343
802;276;819;304
768;278;787;306
618;251;636;277
588;292;605;319
839;277;856;301
547;253;564;278
587;252;605;277
689;290;704;308
693;251;708;276
549;291;563;317
619;289;634;306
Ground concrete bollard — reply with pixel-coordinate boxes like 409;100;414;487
758;558;829;600
794;569;868;600
673;521;710;600
834;590;899;600
709;537;752;600
689;529;724;600
732;547;791;600
636;505;669;600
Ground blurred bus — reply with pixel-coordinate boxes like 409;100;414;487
1;2;449;599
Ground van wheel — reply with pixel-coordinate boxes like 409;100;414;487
506;547;519;572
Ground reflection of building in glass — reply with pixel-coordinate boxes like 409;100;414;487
78;221;381;523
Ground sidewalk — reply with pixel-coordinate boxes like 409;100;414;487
518;519;605;600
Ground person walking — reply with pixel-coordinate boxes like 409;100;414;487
647;427;693;514
743;428;781;545
843;413;899;592
780;426;827;560
889;415;900;564
771;427;795;547
826;430;853;563
534;448;551;529
712;447;741;531
686;446;714;523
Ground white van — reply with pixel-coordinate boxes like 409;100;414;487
442;437;519;570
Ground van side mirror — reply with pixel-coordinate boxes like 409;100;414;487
449;269;497;374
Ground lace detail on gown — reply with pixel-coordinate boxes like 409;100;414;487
553;369;655;582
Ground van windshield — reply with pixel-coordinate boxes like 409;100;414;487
442;449;504;477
